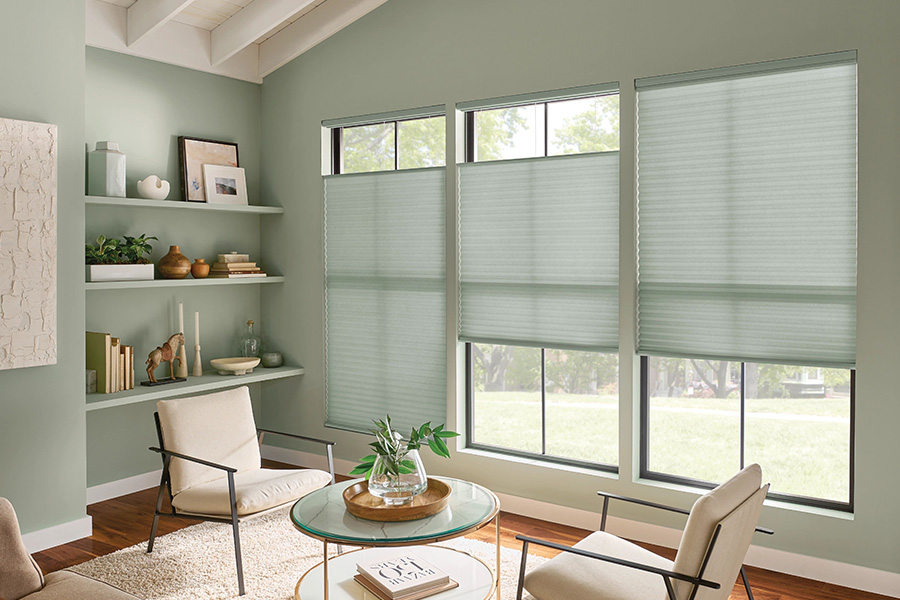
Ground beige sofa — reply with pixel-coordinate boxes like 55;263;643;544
0;498;141;600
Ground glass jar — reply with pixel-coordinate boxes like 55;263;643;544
367;448;428;506
239;320;261;357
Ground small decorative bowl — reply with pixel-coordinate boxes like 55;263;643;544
261;351;283;368
210;357;261;375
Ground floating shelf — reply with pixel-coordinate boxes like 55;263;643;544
85;195;284;214
85;365;305;411
85;276;285;291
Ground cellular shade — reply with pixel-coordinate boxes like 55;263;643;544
458;152;619;352
324;168;446;433
636;52;857;368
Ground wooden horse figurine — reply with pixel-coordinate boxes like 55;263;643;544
146;333;185;383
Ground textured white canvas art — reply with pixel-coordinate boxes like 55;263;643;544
0;117;57;369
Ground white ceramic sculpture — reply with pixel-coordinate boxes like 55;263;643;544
137;175;170;200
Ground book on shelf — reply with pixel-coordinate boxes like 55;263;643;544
85;332;111;394
355;554;453;600
207;272;267;278
210;262;257;270
110;337;120;393
353;574;458;600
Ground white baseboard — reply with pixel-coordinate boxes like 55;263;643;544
259;444;900;598
22;515;93;554
87;470;162;505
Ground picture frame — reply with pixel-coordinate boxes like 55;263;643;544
178;136;239;202
202;164;248;205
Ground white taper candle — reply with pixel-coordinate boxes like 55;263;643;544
195;311;200;346
178;302;184;334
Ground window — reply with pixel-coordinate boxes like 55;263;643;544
458;84;620;470
331;110;445;174
642;356;854;510
468;343;618;469
635;52;857;509
323;108;447;434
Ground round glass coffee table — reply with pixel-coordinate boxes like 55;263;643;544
291;477;500;600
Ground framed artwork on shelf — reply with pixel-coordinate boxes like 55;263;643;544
178;136;239;202
203;164;248;205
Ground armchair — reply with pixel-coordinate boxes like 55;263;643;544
517;464;771;600
0;498;141;600
147;386;335;596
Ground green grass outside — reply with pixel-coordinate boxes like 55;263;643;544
473;392;850;503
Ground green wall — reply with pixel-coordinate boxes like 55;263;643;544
0;1;87;533
84;48;264;487
259;0;900;573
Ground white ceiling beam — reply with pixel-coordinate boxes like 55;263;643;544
87;0;262;84
258;0;389;78
127;0;195;47
211;0;319;67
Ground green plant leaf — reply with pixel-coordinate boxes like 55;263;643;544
348;464;372;475
434;431;460;438
434;436;450;457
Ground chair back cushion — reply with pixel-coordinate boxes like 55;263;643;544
692;484;768;600
157;386;261;495
0;497;44;600
672;463;763;600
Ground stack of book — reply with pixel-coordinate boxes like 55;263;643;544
208;252;267;279
85;331;135;394
354;554;457;600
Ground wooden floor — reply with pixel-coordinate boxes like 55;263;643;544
32;466;889;600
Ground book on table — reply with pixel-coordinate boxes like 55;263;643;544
355;554;457;600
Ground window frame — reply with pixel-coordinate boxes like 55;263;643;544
639;356;855;512
465;342;619;473
329;112;445;175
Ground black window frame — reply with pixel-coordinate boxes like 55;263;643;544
461;94;621;473
639;356;855;512
465;343;619;474
330;114;446;175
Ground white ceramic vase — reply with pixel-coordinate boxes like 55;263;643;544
137;175;170;200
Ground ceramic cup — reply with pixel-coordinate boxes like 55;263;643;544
261;351;283;368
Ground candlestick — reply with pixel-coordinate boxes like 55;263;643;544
195;311;200;346
175;302;188;378
192;344;203;377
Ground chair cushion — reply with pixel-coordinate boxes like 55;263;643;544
672;463;762;600
171;468;332;517
157;387;261;495
0;498;44;600
523;531;671;600
28;571;140;599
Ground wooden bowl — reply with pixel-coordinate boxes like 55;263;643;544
343;478;451;522
210;357;260;375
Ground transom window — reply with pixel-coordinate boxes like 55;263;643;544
330;111;445;174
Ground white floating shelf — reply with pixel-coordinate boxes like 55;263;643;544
86;195;284;214
85;365;305;411
85;276;285;291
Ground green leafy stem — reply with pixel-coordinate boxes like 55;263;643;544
349;415;460;480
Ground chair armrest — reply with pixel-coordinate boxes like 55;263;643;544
596;491;774;535
256;428;335;446
515;535;721;590
149;447;237;473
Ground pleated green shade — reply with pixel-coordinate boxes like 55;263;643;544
458;152;619;352
324;168;446;433
636;56;857;368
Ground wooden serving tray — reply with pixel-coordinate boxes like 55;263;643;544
343;478;452;522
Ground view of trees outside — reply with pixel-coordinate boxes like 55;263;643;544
646;357;851;503
471;344;619;465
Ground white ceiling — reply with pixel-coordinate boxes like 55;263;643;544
86;0;389;83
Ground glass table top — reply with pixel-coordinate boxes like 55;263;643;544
291;477;499;545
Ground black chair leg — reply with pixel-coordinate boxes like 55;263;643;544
516;539;529;600
147;463;169;554
228;473;245;596
740;565;754;600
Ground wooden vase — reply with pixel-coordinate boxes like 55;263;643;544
191;258;210;279
158;245;191;279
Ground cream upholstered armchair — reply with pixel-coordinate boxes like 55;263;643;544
516;464;771;600
147;386;335;596
0;498;141;600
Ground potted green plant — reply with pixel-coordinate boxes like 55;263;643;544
350;416;459;506
85;234;158;282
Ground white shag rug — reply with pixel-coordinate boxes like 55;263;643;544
68;506;546;600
